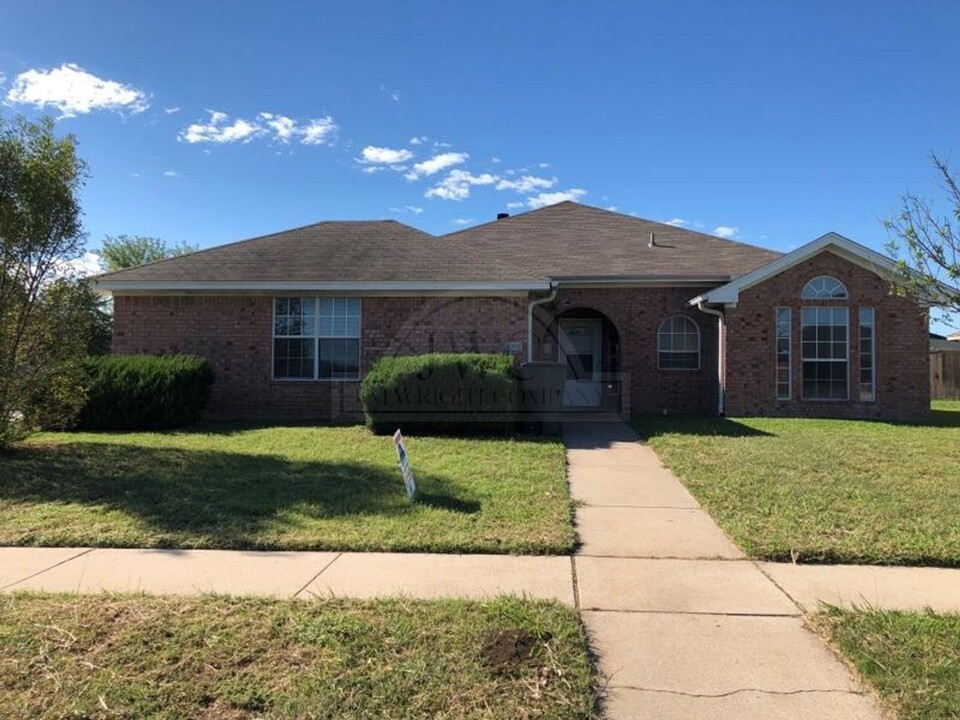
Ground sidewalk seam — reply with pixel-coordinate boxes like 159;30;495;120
570;556;581;611
582;608;800;618
0;548;95;591
293;552;343;599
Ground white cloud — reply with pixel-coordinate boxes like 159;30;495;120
259;112;297;141
714;225;739;239
179;111;338;146
425;169;498;201
300;116;337;145
433;140;452;148
57;251;103;278
451;218;473;226
405;151;468;180
409;136;428;145
5;62;148;118
527;189;586;209
606;205;619;212
180;112;264;144
130;172;140;179
665;218;690;227
359;145;414;164
491;156;501;164
164;106;181;114
163;170;178;178
495;175;556;193
506;201;525;209
380;85;400;103
538;162;550;169
389;205;424;215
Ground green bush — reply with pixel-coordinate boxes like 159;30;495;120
360;353;517;436
78;354;214;430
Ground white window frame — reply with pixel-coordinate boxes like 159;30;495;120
657;315;701;371
801;306;850;401
775;307;791;400
801;276;849;300
271;297;362;381
859;307;876;402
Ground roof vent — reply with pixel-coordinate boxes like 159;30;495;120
648;232;657;248
497;212;509;220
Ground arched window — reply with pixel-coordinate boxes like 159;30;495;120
801;276;848;300
658;316;700;370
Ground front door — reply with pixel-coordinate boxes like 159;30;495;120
558;318;602;407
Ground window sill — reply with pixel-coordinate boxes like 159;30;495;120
271;377;361;383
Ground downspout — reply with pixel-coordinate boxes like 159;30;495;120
696;301;725;416
527;283;558;361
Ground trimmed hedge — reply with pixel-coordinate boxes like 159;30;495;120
360;353;517;436
78;354;214;430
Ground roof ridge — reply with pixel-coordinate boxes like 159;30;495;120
439;201;781;255
439;200;580;240
94;218;433;280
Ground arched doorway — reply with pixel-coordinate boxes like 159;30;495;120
545;308;621;409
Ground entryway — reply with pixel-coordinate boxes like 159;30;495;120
558;318;602;407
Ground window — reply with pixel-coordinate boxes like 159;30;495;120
658;316;700;370
273;297;361;380
319;298;361;380
859;308;876;402
801;276;848;300
801;306;848;399
273;298;316;379
775;307;791;400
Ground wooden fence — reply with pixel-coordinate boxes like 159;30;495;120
931;351;960;399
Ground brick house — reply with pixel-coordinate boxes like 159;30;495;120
95;202;930;421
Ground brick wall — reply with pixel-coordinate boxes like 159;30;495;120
531;287;720;415
724;250;930;420
112;295;528;420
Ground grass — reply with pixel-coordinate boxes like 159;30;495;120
631;401;960;566
0;424;573;554
0;593;597;719
815;606;960;719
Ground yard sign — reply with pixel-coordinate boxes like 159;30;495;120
393;429;416;500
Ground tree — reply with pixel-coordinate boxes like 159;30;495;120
885;153;960;317
100;234;197;271
0;115;91;445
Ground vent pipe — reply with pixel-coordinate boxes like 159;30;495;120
497;212;510;220
648;232;657;248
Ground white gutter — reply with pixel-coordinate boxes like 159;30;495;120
94;280;552;294
696;301;725;416
527;284;558;362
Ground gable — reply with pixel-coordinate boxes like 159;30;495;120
690;233;903;307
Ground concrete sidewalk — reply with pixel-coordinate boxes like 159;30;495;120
0;547;574;603
563;417;887;720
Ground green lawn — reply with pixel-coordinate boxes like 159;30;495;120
0;593;597;719
815;606;960;720
0;424;573;554
632;401;960;566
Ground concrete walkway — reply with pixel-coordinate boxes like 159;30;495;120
0;547;574;602
564;417;887;720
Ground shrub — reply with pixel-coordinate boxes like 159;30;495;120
360;353;517;436
78;354;214;430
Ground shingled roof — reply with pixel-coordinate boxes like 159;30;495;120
94;202;782;289
446;202;781;281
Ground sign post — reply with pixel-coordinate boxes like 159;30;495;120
393;429;416;500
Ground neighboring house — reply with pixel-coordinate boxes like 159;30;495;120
94;202;931;421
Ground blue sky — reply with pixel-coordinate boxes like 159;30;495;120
1;1;957;329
